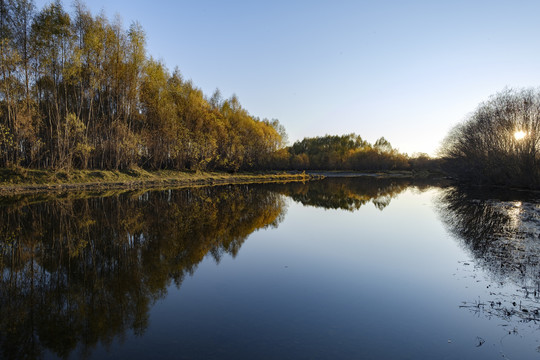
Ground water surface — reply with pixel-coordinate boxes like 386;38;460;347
1;178;540;359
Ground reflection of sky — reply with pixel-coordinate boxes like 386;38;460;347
88;188;540;359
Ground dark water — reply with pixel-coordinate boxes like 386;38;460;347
2;178;540;359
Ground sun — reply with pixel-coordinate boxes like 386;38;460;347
514;130;527;140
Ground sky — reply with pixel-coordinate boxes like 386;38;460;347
35;0;540;155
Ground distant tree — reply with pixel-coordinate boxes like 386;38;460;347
374;137;392;153
288;134;408;171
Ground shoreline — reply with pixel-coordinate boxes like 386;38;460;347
306;170;414;178
0;169;322;196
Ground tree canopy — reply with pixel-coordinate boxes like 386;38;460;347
440;88;540;188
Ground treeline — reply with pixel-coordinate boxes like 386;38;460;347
440;88;540;188
274;133;437;172
0;0;286;171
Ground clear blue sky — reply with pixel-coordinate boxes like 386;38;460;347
36;0;540;155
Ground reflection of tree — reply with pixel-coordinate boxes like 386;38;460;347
437;186;540;321
270;177;425;211
0;185;286;359
438;186;540;286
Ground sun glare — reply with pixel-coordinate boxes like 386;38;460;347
514;130;527;140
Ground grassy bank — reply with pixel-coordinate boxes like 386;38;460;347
0;167;320;195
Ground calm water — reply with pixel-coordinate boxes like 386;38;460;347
2;178;540;359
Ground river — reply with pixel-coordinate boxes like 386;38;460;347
1;177;540;359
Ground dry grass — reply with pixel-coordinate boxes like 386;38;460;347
0;167;319;195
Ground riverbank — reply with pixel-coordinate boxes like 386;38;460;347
306;170;412;178
0;168;322;195
306;170;445;179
